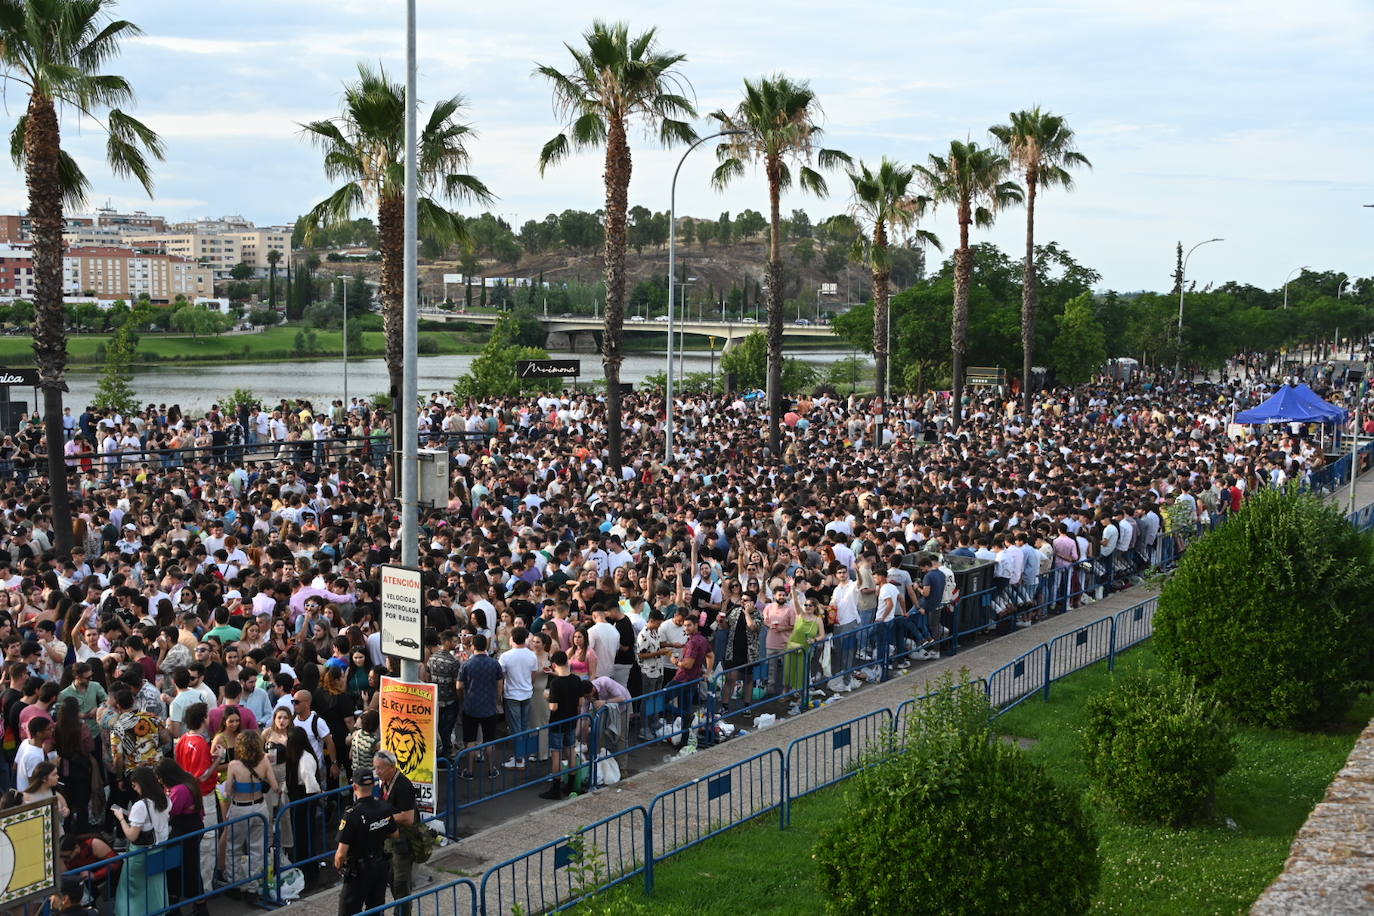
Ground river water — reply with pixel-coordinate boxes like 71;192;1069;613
54;349;858;412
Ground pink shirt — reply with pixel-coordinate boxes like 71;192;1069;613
762;601;796;652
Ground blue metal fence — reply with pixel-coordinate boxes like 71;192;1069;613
986;643;1052;711
645;749;786;892
357;877;480;916
1113;597;1159;653
478;806;648;915
1048;615;1115;685
783;709;894;826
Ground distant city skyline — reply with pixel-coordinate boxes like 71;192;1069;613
2;0;1370;291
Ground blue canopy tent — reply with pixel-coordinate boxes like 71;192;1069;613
1235;383;1348;425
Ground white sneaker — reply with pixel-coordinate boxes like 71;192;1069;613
918;650;940;660
1015;619;1034;629
501;757;521;769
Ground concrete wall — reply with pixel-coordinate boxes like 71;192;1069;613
1252;718;1374;915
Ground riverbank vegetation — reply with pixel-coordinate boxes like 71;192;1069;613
0;323;487;367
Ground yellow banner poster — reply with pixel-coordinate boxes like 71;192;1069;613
0;798;58;908
380;677;438;813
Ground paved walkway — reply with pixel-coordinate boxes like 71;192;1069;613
284;470;1374;916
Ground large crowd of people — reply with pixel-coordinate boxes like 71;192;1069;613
0;363;1365;915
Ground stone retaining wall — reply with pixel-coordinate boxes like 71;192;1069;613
1252;719;1374;914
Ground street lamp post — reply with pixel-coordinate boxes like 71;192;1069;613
399;0;420;681
1176;237;1223;375
1282;265;1309;309
666;130;740;463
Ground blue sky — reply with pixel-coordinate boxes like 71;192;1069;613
5;0;1372;291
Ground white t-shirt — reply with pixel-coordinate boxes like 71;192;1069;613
499;646;538;702
15;742;54;791
876;583;901;622
587;622;621;678
129;797;171;844
831;582;860;626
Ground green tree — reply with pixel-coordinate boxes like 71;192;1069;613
266;247;282;309
847;157;941;403
719;329;816;393
679;216;695;247
793;237;815;268
710;75;849;452
536;20;696;471
990;108;1091;413
453;315;551;398
917;141;1022;426
1049;293;1106;384
229;260;254;281
171;305;229;339
2;0;164;554
93;316;138;415
301;62;493;402
734;208;767;239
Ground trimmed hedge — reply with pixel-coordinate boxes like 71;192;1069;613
1082;668;1235;826
1154;485;1374;729
814;678;1099;915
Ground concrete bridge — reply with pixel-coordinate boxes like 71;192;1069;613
419;310;837;353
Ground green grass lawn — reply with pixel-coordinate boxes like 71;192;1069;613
0;325;485;366
577;644;1367;916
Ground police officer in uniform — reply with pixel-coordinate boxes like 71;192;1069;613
334;767;397;916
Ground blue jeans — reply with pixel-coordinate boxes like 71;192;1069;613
832;621;857;680
858;608;876;654
438;702;460;758
505;698;533;759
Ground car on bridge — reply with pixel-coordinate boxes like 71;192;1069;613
654;315;669;322
742;317;758;323
630;315;647;322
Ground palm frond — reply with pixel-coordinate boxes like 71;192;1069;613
538;133;570;175
303;182;366;241
709;157;745;191
440;173;495;206
797;164;827;197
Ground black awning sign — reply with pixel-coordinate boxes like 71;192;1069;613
0;369;39;387
517;359;580;379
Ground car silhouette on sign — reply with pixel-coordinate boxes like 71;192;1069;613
391;636;420;650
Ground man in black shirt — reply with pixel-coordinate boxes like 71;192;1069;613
374;749;417;915
540;651;583;800
334;767;396;916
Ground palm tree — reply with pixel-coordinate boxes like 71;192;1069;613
847;158;941;403
1;0;164;555
266;247;282;310
916;141;1022;427
301;63;492;404
990;108;1091;414
536;21;695;470
709;75;848;454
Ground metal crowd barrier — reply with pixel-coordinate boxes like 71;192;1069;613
782;709;894;826
892;678;989;738
478;806;648;915
1113;597;1159;653
644;749;785;892
60;811;272;916
271;784;352;899
986;643;1051;712
357;877;480;916
1047;616;1115;685
449;711;601;813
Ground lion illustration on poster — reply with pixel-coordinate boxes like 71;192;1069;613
383;716;428;775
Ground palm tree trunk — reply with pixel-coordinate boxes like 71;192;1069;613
1020;173;1038;415
25;93;73;555
951;209;972;429
871;220;890;404
377;192;405;406
765;157;784;454
602;118;631;472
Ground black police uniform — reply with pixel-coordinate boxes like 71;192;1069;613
336;795;398;916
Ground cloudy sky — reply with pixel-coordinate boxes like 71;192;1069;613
4;0;1371;291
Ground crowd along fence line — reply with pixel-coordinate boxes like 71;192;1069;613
48;486;1374;916
384;591;1163;916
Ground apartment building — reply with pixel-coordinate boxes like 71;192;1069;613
127;226;289;276
94;208;166;232
0;214;96;243
0;245;37;298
